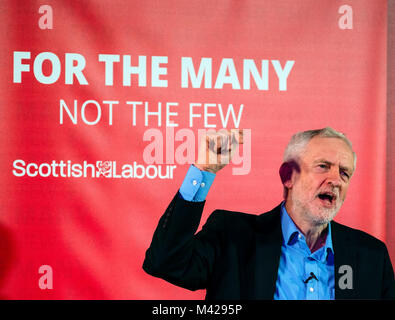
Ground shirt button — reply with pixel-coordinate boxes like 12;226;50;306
298;234;302;239
192;180;197;186
200;182;205;187
309;287;314;293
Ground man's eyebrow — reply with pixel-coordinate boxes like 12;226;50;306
314;159;352;173
313;159;333;165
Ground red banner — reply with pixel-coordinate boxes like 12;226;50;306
0;0;390;299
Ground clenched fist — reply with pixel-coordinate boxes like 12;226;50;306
195;129;243;174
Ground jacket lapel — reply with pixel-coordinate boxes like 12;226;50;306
332;221;357;299
252;205;283;299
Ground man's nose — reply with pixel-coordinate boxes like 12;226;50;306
326;167;342;187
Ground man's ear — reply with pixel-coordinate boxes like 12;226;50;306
279;160;300;189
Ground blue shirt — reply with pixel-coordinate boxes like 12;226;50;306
274;203;335;300
178;165;335;300
179;165;216;201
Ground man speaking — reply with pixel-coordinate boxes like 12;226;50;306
143;127;395;299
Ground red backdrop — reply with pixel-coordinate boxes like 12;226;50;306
0;0;391;299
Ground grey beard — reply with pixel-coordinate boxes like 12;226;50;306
293;197;342;226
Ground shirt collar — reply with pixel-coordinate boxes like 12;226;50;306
280;202;334;256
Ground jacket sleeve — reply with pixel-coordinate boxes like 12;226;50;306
382;245;395;299
142;192;226;291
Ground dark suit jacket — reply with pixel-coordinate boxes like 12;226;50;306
143;193;395;299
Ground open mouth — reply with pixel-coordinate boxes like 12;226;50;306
317;191;337;206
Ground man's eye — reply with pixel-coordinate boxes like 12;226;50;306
318;164;328;169
341;171;349;179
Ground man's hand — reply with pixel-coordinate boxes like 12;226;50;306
195;129;243;174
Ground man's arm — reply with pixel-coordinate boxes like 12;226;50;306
142;129;243;290
142;192;226;290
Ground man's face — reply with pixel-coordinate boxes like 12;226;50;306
286;136;355;226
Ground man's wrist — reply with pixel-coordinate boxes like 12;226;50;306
179;165;216;201
194;163;217;174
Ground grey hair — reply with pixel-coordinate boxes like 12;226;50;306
281;127;357;199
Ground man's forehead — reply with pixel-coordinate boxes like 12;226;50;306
302;137;354;163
